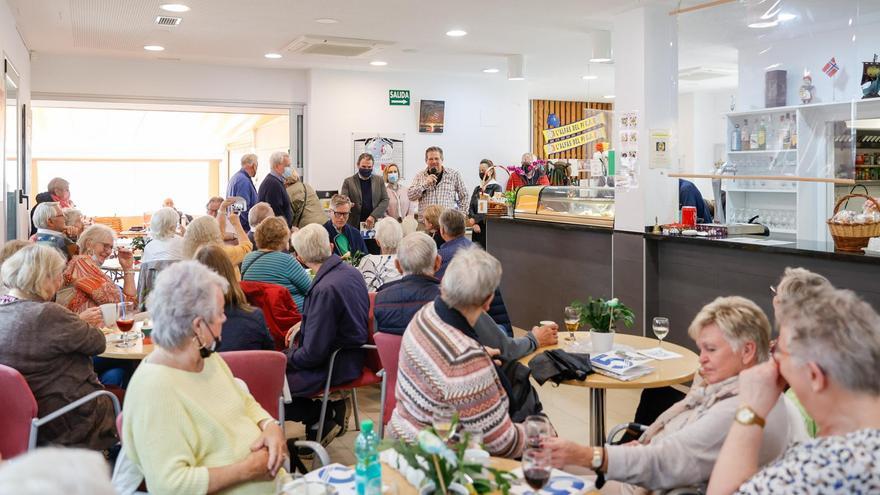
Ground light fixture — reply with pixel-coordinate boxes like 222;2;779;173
777;12;796;22
143;45;165;51
748;20;779;28
159;3;190;12
314;17;339;24
603;95;616;99
370;60;388;66
507;54;525;80
765;63;781;70
582;75;598;80
264;53;282;59
589;31;613;63
482;68;499;74
446;29;467;37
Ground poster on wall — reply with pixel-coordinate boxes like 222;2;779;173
616;111;640;189
649;129;671;169
418;100;445;133
352;133;405;177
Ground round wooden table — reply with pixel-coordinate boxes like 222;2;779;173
519;332;699;446
99;329;154;360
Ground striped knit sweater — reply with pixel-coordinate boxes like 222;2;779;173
387;300;525;458
241;250;311;309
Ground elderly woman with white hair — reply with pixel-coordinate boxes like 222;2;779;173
141;206;186;264
123;261;287;495
708;287;880;494
285;224;369;445
63;224;137;314
546;296;803;494
357;216;403;291
0;245;117;451
388;246;526;458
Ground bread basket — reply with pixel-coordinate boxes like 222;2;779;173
826;194;880;252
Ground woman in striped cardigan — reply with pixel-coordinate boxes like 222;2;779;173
387;247;525;459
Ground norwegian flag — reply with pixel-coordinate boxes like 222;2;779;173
823;57;839;77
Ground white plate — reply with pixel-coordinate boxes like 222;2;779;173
862;247;880;257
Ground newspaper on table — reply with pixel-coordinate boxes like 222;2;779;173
590;349;655;381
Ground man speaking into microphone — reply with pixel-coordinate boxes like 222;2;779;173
408;146;469;222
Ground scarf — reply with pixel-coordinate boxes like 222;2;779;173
641;374;740;443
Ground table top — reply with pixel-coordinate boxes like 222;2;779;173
101;259;141;272
99;328;154;360
519;332;699;390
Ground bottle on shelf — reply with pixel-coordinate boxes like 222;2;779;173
791;114;798;149
782;113;792;150
731;124;742;151
757;117;767;150
355;420;382;495
742;119;751;151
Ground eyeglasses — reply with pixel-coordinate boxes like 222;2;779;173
330;210;350;218
769;339;790;360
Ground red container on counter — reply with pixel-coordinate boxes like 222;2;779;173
681;206;697;227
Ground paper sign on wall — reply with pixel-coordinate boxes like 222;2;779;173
649;129;671;169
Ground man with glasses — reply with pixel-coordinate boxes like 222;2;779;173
30;177;74;236
322;194;367;258
32;202;77;260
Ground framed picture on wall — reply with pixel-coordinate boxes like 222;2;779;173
418;100;445;133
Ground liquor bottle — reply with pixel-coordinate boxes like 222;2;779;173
791;114;798;149
742;119;751;151
732;124;742;151
782;114;792;150
757;117;767;150
749;118;759;150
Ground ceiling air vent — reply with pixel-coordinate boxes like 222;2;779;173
284;35;393;57
678;66;737;81
155;16;182;26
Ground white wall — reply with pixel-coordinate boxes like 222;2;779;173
31;53;307;105
306;69;530;193
678;89;734;198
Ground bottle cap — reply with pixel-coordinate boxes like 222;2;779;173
361;419;374;432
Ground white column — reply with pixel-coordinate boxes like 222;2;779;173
612;5;680;232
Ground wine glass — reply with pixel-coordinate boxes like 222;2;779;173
432;404;456;439
116;302;137;348
652;317;670;348
563;306;580;343
524;415;552;449
522;447;552;491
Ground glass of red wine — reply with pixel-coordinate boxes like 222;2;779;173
115;302;137;348
522;447;552;492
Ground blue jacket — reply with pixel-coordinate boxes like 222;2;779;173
374;275;440;335
221;305;274;352
436;235;472;279
322;221;368;257
258;173;293;227
678;179;714;224
286;255;369;397
227;169;259;231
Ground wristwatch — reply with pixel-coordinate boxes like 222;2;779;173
735;405;766;428
590;447;604;470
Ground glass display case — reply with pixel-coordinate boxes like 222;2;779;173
513;185;615;227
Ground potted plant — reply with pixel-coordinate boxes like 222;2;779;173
571;297;635;353
501;190;518;217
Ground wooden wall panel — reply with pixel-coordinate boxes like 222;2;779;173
531;99;613;160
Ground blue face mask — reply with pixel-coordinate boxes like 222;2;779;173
387;172;399;183
282;166;293;178
358;168;373;179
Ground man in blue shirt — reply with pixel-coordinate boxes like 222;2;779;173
678;179;714;224
227;153;259;231
258;151;294;227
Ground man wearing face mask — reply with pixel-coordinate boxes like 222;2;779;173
340;153;389;231
408;146;468;219
505;152;550;191
226;154;259;232
257;151;295;227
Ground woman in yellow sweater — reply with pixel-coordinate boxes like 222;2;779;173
122;261;286;494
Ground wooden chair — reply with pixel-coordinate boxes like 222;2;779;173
93;216;123;233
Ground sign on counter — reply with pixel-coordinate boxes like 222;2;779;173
389;89;410;106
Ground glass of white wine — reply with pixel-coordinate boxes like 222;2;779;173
432;404;455;439
652;317;670;348
564;306;580;342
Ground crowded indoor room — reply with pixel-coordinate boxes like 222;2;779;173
0;0;878;494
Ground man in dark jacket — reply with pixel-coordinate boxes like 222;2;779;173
285;224;368;446
257;151;294;226
323;194;368;258
30;177;73;236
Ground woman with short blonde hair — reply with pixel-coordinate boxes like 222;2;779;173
183;212;252;278
241;217;311;309
421;204;445;249
64;224;137;313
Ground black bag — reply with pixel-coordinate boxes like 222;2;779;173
527;349;593;385
499;360;543;423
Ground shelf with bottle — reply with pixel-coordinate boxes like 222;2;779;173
729;112;797;153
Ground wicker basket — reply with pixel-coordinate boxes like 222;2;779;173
827;194;880;252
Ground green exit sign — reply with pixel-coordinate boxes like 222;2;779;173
389;89;410;106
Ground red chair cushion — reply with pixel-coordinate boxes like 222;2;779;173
220;351;287;420
0;364;38;459
373;332;403;425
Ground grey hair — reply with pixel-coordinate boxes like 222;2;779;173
687;296;772;363
0;447;115;495
439;209;466;238
241;153;258;167
33;202;61;230
146;260;229;350
396;232;437;276
779;287;880;395
150;207;180;240
0;244;66;300
47;177;69;193
270;151;289;167
77;224;115;253
248;202;274;230
292;223;331;264
776;267;832;299
441;247;501;309
330;194;351;210
63;208;83;226
375;217;402;253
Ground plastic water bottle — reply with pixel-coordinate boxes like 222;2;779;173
355;419;382;495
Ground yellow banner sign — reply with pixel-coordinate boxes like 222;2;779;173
542;113;606;141
543;127;607;155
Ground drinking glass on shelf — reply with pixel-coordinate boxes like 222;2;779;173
652;317;670;348
522;447;552;491
116;301;137;348
432;404;456;440
563;306;580;343
524;414;552;449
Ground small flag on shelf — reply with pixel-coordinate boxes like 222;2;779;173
823;57;839;77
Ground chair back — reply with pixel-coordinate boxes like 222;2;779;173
94;216;123;233
136;259;178;311
240;281;302;350
220;351;287;421
0;364;38;459
373;332;402;425
368;291;377;335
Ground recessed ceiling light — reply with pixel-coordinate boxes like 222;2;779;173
264;53;282;59
582;75;598;80
370;60;388;66
589;57;612;63
143;45;165;52
314;17;339;24
160;3;190;12
765;63;781;70
483;68;499;73
777;12;796;22
446;29;467;37
508;76;525;81
603;94;616;99
748;20;779;28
